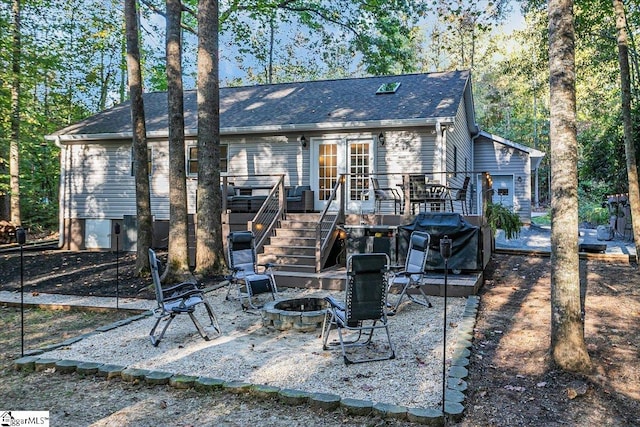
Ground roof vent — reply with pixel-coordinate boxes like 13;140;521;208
376;82;401;94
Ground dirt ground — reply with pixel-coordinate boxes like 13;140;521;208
1;248;640;426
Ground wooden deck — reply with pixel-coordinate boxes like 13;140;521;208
273;268;483;297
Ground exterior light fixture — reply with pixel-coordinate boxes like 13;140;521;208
300;135;307;147
378;132;385;146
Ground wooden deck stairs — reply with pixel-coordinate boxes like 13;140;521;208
258;212;319;275
258;213;483;296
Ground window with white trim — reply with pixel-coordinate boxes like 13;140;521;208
131;147;152;176
187;144;228;175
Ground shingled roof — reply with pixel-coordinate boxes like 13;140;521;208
48;70;477;140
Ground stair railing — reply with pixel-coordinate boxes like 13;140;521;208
314;174;346;272
248;175;286;253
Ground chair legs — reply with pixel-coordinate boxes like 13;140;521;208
388;282;433;314
150;298;220;347
375;198;401;215
321;310;395;365
150;313;176;347
203;299;221;334
226;277;278;310
458;199;468;215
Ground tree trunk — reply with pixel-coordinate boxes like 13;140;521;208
195;0;226;276
164;0;191;282
10;0;21;226
125;0;152;276
613;0;640;260
548;0;591;373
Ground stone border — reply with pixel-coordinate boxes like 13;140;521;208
13;297;480;426
261;298;328;331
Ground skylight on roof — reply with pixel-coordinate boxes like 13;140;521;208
376;82;401;94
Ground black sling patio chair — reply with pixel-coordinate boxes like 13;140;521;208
387;231;431;313
452;176;471;215
226;231;278;309
148;249;220;346
321;253;395;365
371;177;402;214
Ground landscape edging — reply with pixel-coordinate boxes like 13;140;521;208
13;296;481;425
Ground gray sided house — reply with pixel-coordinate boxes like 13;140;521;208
46;70;543;259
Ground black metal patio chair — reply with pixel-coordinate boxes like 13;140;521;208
387;231;431;313
148;249;220;346
321;253;395;365
226;231;278;309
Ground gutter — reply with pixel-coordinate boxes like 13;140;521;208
45;117;457;143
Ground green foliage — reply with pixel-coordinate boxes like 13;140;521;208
486;202;522;239
531;211;551;226
217;0;430;82
530;184;611;228
578;180;611;225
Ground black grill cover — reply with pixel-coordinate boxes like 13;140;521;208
399;213;481;272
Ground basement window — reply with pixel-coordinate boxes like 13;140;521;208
376;82;401;94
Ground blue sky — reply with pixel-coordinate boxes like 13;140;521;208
142;4;526;89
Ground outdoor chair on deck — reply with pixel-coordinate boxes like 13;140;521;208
423;184;453;212
321;253;395;365
148;249;220;346
371;177;402;214
387;231;431;313
226;231;278;309
406;174;429;214
452;176;470;215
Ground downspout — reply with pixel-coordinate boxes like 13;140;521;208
54;136;67;249
435;121;447;183
470;131;481;215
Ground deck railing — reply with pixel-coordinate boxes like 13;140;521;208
248;175;286;253
221;171;493;272
314;175;346;272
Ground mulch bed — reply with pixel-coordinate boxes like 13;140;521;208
1;249;156;299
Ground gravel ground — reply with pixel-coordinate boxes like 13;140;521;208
39;286;467;410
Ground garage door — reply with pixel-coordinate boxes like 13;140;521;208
491;175;514;208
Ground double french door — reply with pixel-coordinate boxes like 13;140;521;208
310;137;375;213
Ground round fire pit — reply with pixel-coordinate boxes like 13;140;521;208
261;297;328;332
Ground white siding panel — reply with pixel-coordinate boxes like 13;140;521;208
68;144;137;219
150;141;170;219
377;129;436;189
446;100;473;190
66;142;174;221
227;136;309;187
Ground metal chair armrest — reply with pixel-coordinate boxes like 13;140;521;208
324;295;344;311
163;286;203;302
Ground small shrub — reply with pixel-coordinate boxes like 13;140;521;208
579;203;610;226
486;202;522;239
